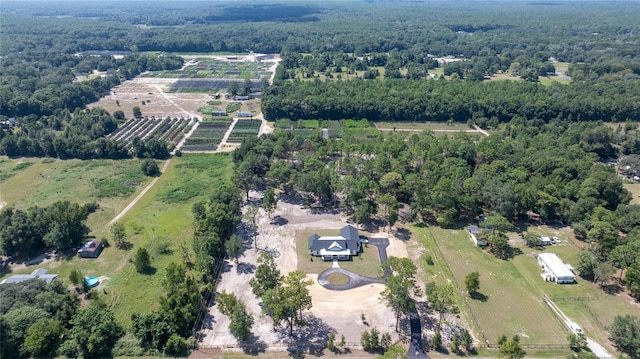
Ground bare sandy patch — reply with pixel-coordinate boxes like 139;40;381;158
199;196;407;351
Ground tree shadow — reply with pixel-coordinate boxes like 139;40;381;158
271;215;289;226
394;227;412;241
470;291;488;302
286;314;335;357
221;261;233;273
499;246;523;260
139;266;157;275
261;247;281;259
118;241;134;251
236;262;256;275
239;333;267;356
602;283;623;295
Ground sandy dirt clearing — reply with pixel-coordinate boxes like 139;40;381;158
199;195;404;350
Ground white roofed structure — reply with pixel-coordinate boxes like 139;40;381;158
537;253;575;284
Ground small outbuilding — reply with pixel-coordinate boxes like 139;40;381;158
236;111;252;118
212;110;227;116
77;240;104;258
466;225;487;246
538;236;553;246
537;253;575;284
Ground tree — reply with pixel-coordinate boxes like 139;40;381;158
378;344;407;359
431;329;442;351
69;269;83;287
498;335;526;359
378;193;399;232
110;222;127;249
225;234;244;264
249;252;282;297
379;257;420;332
244;204;259;249
327;332;335;351
228;81;239;96
263;189;277;218
426;282;458;328
261;270;312;337
21;319;64;358
229;301;254;341
141;158;160;176
68;305;123;358
593;262;616;286
132;106;142;118
465;271;481;294
567;333;588;352
609;315;640;359
577;249;597;280
2;307;49;357
131;311;174;351
134;247;152;273
164;334;188;357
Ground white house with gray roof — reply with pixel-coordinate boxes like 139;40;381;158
308;225;362;261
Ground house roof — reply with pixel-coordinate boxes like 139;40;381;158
78;240;102;253
538;253;575;279
0;268;58;285
467;225;481;234
308;225;361;253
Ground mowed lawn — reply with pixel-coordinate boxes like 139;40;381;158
1;153;233;326
511;225;640;354
425;226;567;345
296;229;382;278
0;157;153;229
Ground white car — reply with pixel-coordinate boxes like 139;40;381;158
552;236;561;244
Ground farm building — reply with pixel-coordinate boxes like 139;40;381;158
308;225;362;261
0;268;58;285
234;95;250;101
77;240;104;258
537;253;575;284
212;110;227;116
236;111;252;118
466;225;487;246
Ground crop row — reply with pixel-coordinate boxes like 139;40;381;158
180;120;232;152
107;117;193;148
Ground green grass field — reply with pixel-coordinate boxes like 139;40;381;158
0;158;153;230
375;121;472;131
296;229;382;278
415;223;635;356
0;154;233;326
624;183;640;204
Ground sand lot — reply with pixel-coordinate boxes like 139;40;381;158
198;194;408;351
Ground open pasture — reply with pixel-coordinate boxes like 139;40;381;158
1;154;233;326
625;183;640;204
0;157;152;230
427;226;568;345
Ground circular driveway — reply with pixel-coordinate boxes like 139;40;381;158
317;237;390;291
317;267;384;290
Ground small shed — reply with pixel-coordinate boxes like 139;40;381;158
236;111;252;118
466;225;487;246
77;240;104;258
212;110;227;116
539;236;553;246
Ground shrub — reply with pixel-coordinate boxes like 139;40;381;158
141;158;160;177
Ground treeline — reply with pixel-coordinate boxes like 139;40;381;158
0;201;94;257
0;108;170;160
263;77;640;130
127;184;242;354
0;279;124;359
0;53;182;119
232;118;640;297
3;1;640;65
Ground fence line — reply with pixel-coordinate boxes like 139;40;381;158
427;226;487;343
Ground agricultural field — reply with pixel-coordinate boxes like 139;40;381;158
227;120;261;143
274;118;379;139
143;57;273;80
0;157;153;234
107;117;193;145
181;119;233;152
0;154;234;326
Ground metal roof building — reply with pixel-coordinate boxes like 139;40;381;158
537;253;575;284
